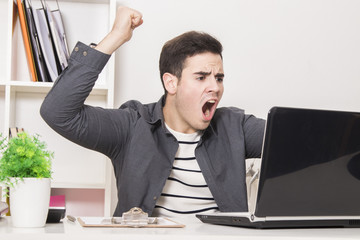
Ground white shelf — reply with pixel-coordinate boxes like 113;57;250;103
1;0;116;216
49;0;112;3
51;182;106;189
4;81;109;95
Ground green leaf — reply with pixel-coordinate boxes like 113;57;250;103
0;132;53;197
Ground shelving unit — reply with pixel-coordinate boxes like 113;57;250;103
0;0;116;217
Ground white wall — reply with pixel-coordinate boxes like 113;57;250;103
114;0;360;119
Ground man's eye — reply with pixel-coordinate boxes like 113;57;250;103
197;76;205;81
216;77;224;82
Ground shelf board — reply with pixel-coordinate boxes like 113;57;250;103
51;181;106;189
9;81;53;93
53;0;111;3
6;81;108;95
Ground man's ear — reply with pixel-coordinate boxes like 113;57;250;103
162;73;178;95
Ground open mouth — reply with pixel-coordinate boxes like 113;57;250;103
202;100;216;121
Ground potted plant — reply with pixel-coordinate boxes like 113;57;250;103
0;132;53;227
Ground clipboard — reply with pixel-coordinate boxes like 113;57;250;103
77;217;185;228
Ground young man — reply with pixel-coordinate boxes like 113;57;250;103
40;6;265;217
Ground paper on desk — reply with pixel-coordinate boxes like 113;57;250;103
78;217;185;228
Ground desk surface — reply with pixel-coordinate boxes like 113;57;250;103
1;216;360;240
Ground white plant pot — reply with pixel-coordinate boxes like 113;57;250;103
10;178;51;228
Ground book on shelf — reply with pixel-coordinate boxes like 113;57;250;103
45;1;69;71
0;201;9;217
32;3;59;82
47;195;66;223
12;0;18;34
24;0;51;82
9;127;24;138
14;0;69;82
16;0;38;82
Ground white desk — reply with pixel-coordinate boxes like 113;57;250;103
1;216;360;240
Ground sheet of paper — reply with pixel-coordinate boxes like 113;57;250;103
78;217;185;228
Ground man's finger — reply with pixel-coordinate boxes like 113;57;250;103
131;14;143;29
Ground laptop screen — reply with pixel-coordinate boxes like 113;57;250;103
255;107;360;217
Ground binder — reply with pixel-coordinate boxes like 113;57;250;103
47;195;66;223
45;0;69;71
32;4;59;82
9;127;25;138
16;0;38;82
0;201;9;216
42;0;61;76
52;8;70;64
24;0;50;82
15;0;69;82
12;1;18;34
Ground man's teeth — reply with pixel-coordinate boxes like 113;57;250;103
208;100;215;103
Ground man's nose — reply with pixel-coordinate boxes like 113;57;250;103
207;76;220;92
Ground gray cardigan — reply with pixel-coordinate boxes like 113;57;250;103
40;42;266;216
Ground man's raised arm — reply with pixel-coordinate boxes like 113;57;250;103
40;7;143;153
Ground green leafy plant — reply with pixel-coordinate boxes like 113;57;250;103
0;132;53;193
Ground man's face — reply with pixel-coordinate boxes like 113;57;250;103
173;52;224;133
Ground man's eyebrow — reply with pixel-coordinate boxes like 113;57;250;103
194;71;212;76
193;71;225;77
215;73;225;78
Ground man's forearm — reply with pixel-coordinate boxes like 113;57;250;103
95;31;128;55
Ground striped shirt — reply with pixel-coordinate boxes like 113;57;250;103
152;124;219;217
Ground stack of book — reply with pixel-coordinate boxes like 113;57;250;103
46;195;66;223
15;0;69;82
0;201;9;216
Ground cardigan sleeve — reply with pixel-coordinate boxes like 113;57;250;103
40;41;134;158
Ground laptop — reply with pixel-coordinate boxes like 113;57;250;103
196;106;360;228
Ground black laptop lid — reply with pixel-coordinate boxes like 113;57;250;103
255;107;360;217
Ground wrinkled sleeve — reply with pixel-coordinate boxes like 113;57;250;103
40;42;133;158
244;115;266;158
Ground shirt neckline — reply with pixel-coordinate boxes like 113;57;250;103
164;122;203;142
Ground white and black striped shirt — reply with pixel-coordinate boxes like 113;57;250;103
152;124;219;217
